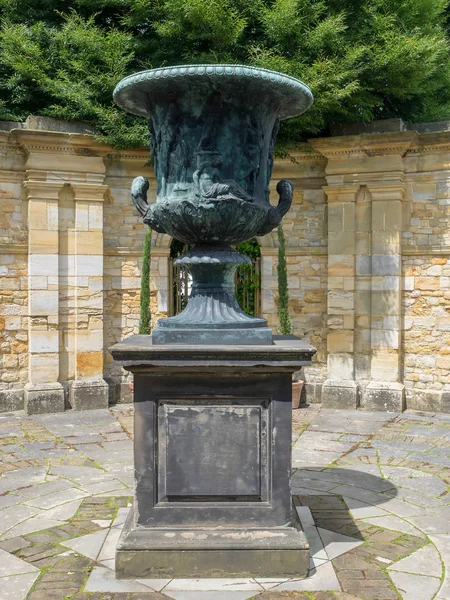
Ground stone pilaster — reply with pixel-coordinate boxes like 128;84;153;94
322;185;360;408
13;129;109;412
68;183;109;410
24;179;64;414
151;247;171;324
364;183;405;411
259;247;278;331
354;185;372;387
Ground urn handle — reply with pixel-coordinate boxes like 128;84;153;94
256;179;293;236
131;176;149;216
131;176;167;234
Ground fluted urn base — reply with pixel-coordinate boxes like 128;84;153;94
152;246;272;345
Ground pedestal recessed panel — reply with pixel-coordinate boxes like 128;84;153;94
158;402;264;501
132;367;298;526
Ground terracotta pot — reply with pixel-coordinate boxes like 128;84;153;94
292;380;304;409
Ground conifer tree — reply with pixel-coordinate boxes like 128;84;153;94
277;224;291;336
139;227;152;335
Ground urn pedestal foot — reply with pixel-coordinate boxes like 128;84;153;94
109;335;316;579
153;245;272;345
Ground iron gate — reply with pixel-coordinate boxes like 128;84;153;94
169;257;261;317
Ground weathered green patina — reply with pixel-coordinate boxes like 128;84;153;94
114;64;313;344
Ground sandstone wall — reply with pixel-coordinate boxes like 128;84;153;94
1;123;450;413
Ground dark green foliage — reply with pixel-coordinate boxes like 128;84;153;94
1;0;450;147
170;238;189;259
277;224;291;335
236;238;261;317
138;227;151;335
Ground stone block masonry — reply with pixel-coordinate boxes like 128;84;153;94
1;120;450;412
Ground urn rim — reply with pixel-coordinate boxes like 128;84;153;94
113;63;313;120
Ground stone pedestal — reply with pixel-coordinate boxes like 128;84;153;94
110;334;315;579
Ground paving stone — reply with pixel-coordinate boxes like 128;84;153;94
2;467;48;482
27;547;66;563
325;485;383;505
298;495;348;511
395;475;448;496
33;578;87;590
166;593;259;600
57;523;87;537
39;570;89;583
0;536;32;553
388;543;442;577
408;513;450;534
343;497;389;518
0;494;28;509
9;480;73;500
62;527;109;560
292;450;344;465
25;488;89;509
295;439;355;453
428;534;450;599
295;506;315;527
0;547;39;576
43;498;83;520
373;496;427;517
292;487;332;496
27;589;80;599
1;572;40;600
28;555;70;570
291;476;339;493
51;555;92;571
112;507;130;528
2;516;64;539
408;452;450;468
0;505;40;533
25;532;60;544
18;544;56;559
303;525;327;560
313;518;361;538
97;527;122;562
165;579;261;592
255;577;296;591
270;562;340;591
249;593;311;600
85;566;166;593
389;571;441;600
317;528;363;559
362;516;425;538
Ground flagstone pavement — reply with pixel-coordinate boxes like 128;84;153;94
0;404;450;600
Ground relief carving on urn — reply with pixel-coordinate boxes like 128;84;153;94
114;64;313;344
